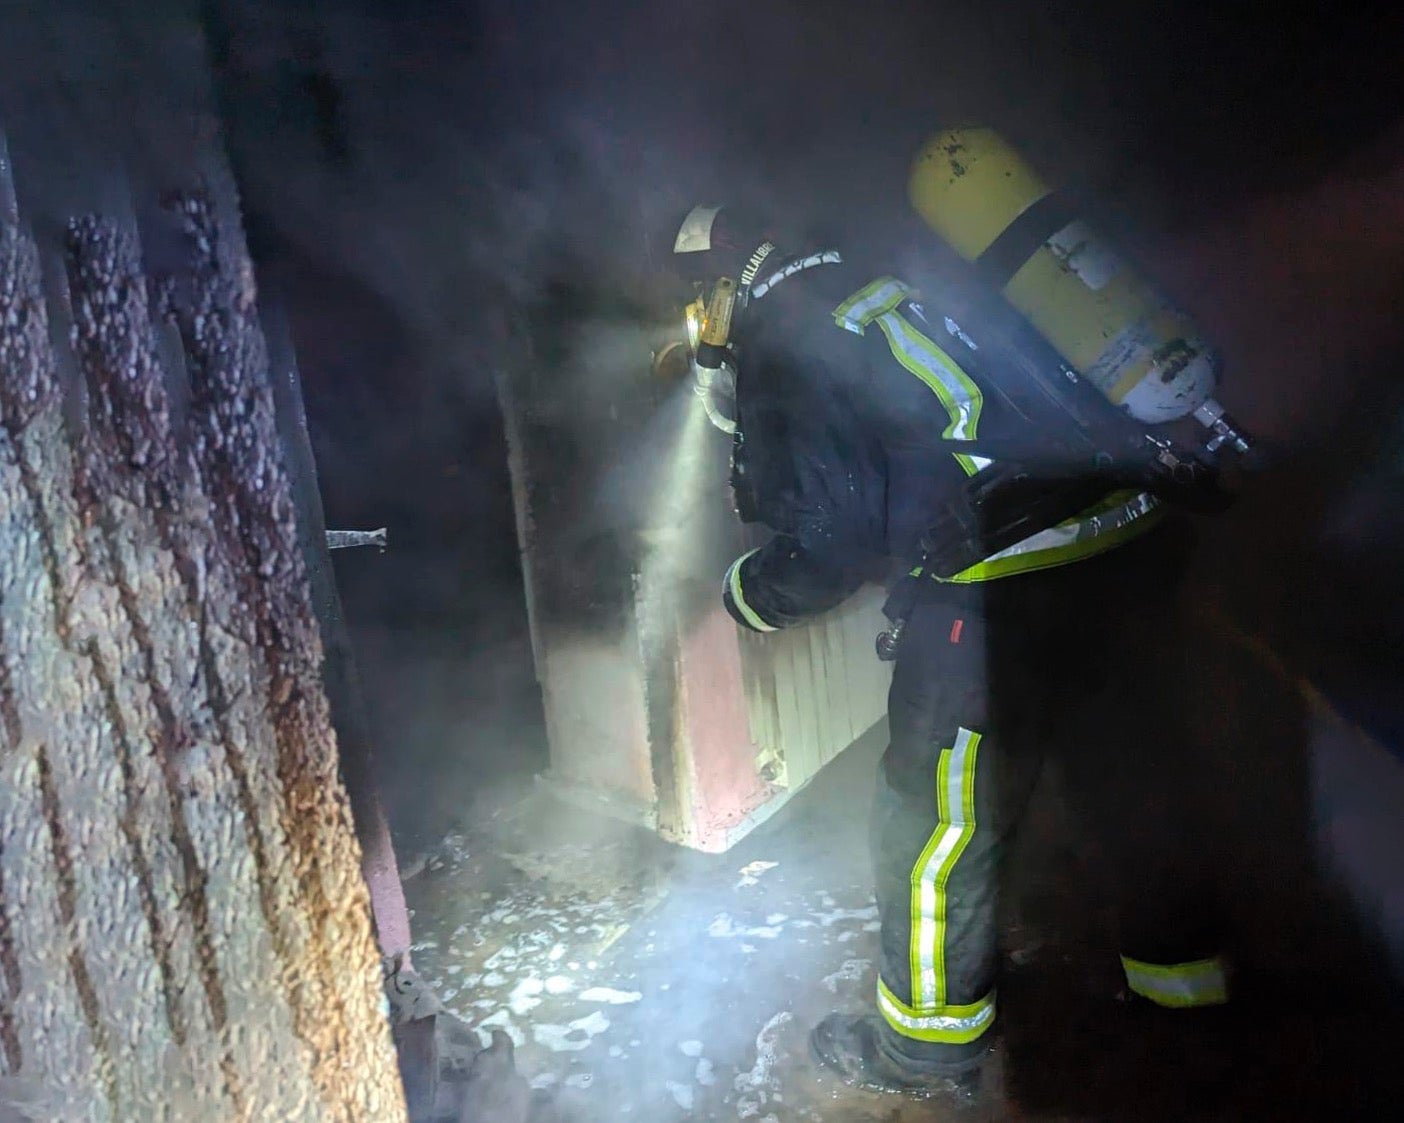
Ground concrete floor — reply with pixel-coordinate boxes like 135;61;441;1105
405;723;982;1123
400;679;1404;1123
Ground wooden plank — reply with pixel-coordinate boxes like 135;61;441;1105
0;185;405;1119
807;620;835;769
825;608;856;746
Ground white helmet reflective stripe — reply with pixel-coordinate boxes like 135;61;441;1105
673;205;722;253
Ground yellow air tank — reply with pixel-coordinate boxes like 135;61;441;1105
909;127;1218;426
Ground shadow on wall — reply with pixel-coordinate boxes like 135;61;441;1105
253;243;546;851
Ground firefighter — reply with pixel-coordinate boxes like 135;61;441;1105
670;202;1233;1102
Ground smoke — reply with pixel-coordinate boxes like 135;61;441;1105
7;1;1404;1116
208;0;1404;468
198;0;1404;934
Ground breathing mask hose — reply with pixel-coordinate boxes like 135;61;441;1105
694;363;737;434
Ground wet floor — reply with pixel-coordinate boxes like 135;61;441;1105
403;725;984;1123
401;677;1404;1123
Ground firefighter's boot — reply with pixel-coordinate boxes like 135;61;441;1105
809;1012;991;1105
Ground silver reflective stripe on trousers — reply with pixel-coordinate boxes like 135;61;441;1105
1120;955;1229;1008
913;727;980;1007
878;987;996;1036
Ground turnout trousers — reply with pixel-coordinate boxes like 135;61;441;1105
870;525;1230;1065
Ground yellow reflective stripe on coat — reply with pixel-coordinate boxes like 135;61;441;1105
725;549;777;632
833;277;1158;581
1121;955;1229;1008
833;276;912;333
834;279;989;477
909;728;980;1014
873;311;989;476
877;978;996;1045
940;490;1164;584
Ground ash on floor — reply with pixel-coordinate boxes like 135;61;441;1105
403;726;988;1122
404;714;1404;1123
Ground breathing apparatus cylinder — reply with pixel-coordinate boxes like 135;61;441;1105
909;128;1248;454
